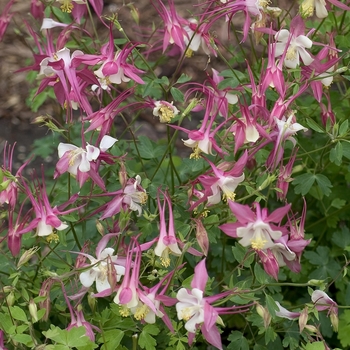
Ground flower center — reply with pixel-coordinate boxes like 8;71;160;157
190;145;201;159
46;232;60;243
119;306;130;317
160;247;171;268
60;0;74;13
286;46;297;61
68;148;84;166
159;106;175;123
250;235;267;250
134;304;150;320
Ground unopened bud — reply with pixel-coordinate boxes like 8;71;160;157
308;279;326;288
6;292;15;307
299;307;309;332
266;6;282;17
330;311;339;332
29;299;39;323
17;246;40;269
304;324;318;333
194;218;209;256
182;98;201;117
106;255;117;291
258;174;276;191
128;4;139;25
88;293;96;312
119;162;127;188
96;220;105;236
336;67;348;74
256;303;271;328
2;286;14;293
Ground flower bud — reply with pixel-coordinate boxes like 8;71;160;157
17;246;40;269
330;311;339;332
256;303;271;328
194;218;209;256
304;324;318;333
88;293;96;312
6;292;15;307
96;220;105;236
29;299;39;323
299;307;309;333
119;162;128;188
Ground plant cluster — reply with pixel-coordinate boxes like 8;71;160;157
1;0;350;349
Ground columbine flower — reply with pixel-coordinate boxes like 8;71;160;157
176;259;251;350
55;135;117;188
220;201;291;251
100;175;148;219
274;17;314;69
300;0;328;18
79;235;126;295
275;301;301;320
154;190;182;267
56;0;85;13
153;101;179;123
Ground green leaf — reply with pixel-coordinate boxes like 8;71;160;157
339;119;349;136
170;87;184;102
10;306;28;322
306;119;325;133
138;135;165;159
339;310;350;347
100;330;124;350
314;174;332;196
293;173;315;195
227;331;249;350
254;263;270;284
0;313;14;333
138;324;160;350
265;294;278;317
12;334;34;347
303;341;327;350
331;198;346;209
264;326;277;344
176;73;192;84
329;142;343;165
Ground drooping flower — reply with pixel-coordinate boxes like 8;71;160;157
176;259;251;350
79;234;126;295
153;101;179;123
274;16;314;68
55;135;117;189
100;175;148;219
154;190;182;267
220;201;291;251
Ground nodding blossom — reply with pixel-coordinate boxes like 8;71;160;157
153;101;179;123
55;135;117;189
79;236;126;295
176;259;251;350
274;16;314;69
220;201;291;251
311;290;339;330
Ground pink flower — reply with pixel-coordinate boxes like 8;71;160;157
0;0;15;42
151;0;189;52
220;201;290;251
274;16;314;68
100;175;148;219
176;259;251;350
275;301;301;320
79;234;126;295
154;190;182;267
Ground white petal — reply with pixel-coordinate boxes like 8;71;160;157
78;153;91;173
80;269;97;288
37;220;53;237
226;93;238;105
295;35;313;49
85;144;100;161
100;135;118;152
96;275;111;293
58;143;77;158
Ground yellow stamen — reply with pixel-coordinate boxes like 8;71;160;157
158;106;175;123
160;247;171;268
286;46;297;61
181;307;193;321
300;0;315;18
60;0;74;13
139;192;148;205
134;304;150;320
46;233;59;243
119;306;130;317
190;145;202;160
185;49;194;58
223;192;236;202
251;236;267;250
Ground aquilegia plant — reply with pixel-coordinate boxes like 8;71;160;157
1;0;350;349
